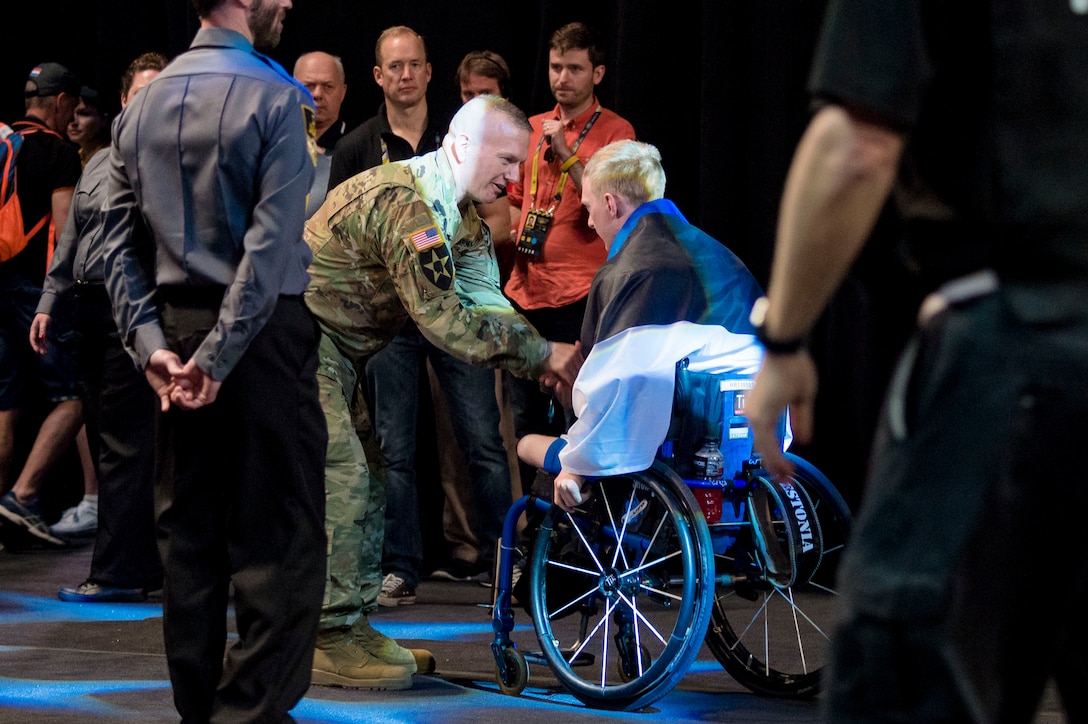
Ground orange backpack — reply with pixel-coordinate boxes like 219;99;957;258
0;122;56;263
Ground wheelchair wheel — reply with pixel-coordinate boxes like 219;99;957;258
496;646;529;696
705;454;852;698
527;462;714;711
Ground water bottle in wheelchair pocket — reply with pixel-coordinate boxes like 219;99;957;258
663;361;762;524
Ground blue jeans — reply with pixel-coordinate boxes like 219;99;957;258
366;321;512;586
0;269;80;409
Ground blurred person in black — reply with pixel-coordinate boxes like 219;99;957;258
746;2;1088;721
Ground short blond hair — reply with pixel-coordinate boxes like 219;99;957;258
583;140;666;205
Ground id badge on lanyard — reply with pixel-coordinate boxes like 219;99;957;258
517;107;601;262
516;207;554;259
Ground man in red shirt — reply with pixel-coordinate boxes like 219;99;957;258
504;21;635;487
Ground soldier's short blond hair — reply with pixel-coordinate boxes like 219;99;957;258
583;140;666;206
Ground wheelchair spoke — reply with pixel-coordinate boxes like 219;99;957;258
632;604;647;677
784;588;808;674
615;589;667;645
637;511;670;570
726;591;773;653
598;604;612;688
545;581;601;620
546;557;600;578
823;543;845;556
565;511;607;573
597;482;636;571
621;548;681;578
566;596;618;667
638;582;683;604
772;587;831;643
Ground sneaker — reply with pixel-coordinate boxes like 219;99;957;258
511;561;523;590
430;557;483;582
312;628;413;689
0;491;64;546
377;573;416;607
50;498;98;537
58;581;147;603
477;560;522;590
351;615;435;674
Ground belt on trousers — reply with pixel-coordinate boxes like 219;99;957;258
157;285;228;308
157;285;303;308
73;279;108;298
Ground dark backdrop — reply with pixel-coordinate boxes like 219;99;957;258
0;1;923;510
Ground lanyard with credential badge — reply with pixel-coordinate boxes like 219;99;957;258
516;106;602;261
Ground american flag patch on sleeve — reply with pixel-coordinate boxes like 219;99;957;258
409;224;444;251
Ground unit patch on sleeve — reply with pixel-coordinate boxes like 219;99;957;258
302;104;318;166
419;245;453;290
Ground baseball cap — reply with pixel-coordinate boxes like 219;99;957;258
25;62;81;99
79;86;103;107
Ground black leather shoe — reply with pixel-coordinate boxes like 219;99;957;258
58;581;147;603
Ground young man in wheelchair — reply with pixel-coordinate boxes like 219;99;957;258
499;141;845;710
518;139;766;512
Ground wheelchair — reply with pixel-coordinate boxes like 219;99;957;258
487;363;852;711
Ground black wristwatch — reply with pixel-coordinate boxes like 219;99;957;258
749;297;809;355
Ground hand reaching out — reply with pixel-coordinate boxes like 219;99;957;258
542;340;583;389
746;351;818;480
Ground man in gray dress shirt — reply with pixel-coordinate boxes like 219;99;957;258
32;52;168;603
102;1;327;721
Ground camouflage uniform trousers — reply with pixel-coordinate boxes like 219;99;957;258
316;331;389;631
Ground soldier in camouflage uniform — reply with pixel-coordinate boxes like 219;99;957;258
304;95;582;689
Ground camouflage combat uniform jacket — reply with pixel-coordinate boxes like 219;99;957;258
304;148;548;377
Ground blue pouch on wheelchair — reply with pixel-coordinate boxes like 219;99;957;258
663;359;756;482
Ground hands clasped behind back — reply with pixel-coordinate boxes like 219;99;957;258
145;348;222;412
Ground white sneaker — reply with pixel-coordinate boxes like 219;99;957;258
477;560;522;589
50;499;98;537
377;573;416;606
511;562;523;589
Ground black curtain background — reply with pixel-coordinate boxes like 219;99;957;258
0;1;925;511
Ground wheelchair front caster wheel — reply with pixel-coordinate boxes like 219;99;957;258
617;644;652;682
496;647;529;696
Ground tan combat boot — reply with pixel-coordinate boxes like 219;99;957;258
312;627;413;689
352;614;436;674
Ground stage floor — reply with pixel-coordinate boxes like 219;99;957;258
0;530;1066;723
